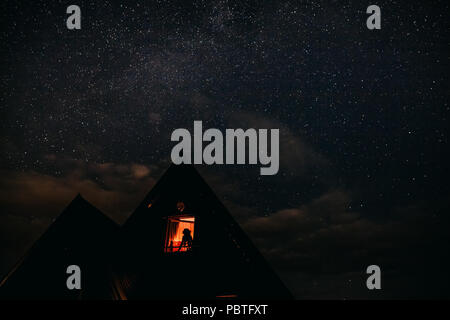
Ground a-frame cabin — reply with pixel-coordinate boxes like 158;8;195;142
0;165;292;299
113;164;292;299
0;195;119;299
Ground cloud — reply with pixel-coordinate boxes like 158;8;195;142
0;158;163;279
238;187;450;298
226;112;329;176
0;160;158;223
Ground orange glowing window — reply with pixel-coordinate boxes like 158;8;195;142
164;215;195;253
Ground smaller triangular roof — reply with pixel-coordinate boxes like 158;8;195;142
0;194;119;299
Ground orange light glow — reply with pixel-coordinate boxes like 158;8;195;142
164;215;195;252
216;294;238;298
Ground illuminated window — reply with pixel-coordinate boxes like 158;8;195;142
164;215;195;253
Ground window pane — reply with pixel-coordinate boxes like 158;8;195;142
164;215;195;252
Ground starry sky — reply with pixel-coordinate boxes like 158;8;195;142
1;0;449;298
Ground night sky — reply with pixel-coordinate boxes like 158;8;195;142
1;0;449;298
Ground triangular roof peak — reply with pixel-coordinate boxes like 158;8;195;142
122;164;211;226
54;193;117;226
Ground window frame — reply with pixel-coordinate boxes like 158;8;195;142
163;214;196;253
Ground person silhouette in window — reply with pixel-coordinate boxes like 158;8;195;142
178;228;193;251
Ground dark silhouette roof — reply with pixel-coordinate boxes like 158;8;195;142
1;165;292;299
